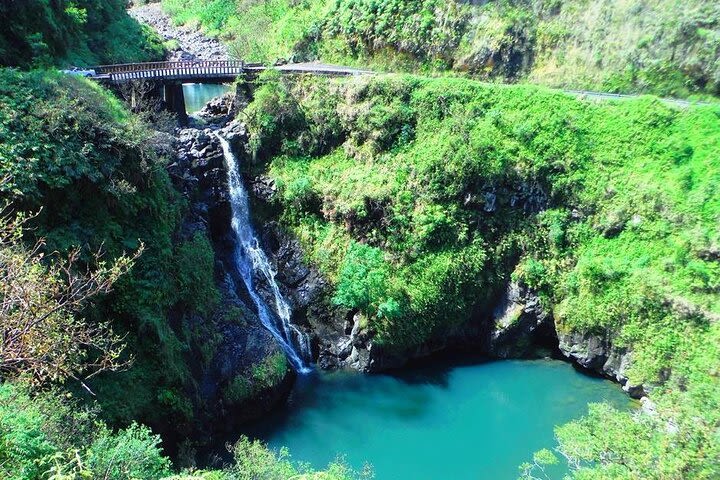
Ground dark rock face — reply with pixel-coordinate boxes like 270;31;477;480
197;88;250;126
251;175;278;203
256;224;346;362
557;330;644;397
486;282;645;397
168;98;294;438
488;282;556;358
255;223;382;371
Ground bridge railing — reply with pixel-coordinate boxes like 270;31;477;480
93;61;257;82
92;60;247;75
88;60;371;82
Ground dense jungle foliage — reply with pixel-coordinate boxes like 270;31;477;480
162;0;720;99
0;68;198;427
243;72;720;478
0;0;165;68
0;2;350;476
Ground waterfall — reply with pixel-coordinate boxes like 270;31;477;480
216;133;311;374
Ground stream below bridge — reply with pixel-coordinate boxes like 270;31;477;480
183;83;232;114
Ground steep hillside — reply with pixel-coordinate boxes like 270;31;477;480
243;73;720;478
0;68;199;428
162;0;720;99
0;0;165;67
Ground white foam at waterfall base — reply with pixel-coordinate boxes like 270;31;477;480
216;133;311;374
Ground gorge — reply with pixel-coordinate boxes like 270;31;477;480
175;82;636;478
0;1;718;480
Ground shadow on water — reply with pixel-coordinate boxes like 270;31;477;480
387;349;493;388
243;367;438;437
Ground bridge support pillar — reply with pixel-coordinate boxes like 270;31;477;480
164;82;188;125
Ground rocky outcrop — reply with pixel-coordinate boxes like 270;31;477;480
462;179;548;215
557;330;645;397
488;282;556;358
248;173;643;398
196;92;248;126
486;282;645;397
129;3;228;61
254;221;381;371
251;202;557;372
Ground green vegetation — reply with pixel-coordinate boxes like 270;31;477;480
0;66;371;480
224;352;289;404
221;436;372;480
0;383;366;480
0;0;164;68
2;1;720;477
0;205;138;389
245;73;720;478
0;67;216;429
163;0;326;63
162;0;720;99
175;233;221;315
0;384;172;480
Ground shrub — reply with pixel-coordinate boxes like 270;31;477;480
175;233;221;315
251;352;288;390
84;424;172;480
333;242;393;317
0;0;164;68
224;436;371;480
0;384;171;480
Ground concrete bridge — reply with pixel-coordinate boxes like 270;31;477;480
90;60;372;122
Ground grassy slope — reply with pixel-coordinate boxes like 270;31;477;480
161;0;720;99
244;73;720;478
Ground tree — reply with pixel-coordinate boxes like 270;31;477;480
0;200;142;392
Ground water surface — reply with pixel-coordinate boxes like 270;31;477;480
246;358;632;480
183;83;231;114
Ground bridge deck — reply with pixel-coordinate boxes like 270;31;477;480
91;60;372;83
